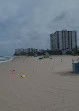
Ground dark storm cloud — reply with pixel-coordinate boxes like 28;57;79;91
0;0;79;55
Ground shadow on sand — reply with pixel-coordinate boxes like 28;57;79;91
56;71;79;76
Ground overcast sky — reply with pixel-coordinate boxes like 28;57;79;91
0;0;79;56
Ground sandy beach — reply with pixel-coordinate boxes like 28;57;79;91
0;55;79;111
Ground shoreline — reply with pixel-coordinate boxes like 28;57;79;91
0;56;14;63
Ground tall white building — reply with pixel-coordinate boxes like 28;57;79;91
50;30;77;51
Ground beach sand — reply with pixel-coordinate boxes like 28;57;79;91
0;55;79;111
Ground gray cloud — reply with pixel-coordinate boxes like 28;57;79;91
53;12;67;22
0;0;79;55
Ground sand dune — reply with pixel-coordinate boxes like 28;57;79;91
0;55;79;111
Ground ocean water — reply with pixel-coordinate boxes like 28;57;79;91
0;56;13;63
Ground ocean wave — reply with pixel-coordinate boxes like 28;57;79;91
0;56;13;63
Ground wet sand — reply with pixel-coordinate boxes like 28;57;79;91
0;55;79;111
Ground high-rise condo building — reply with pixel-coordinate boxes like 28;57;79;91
50;30;77;51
